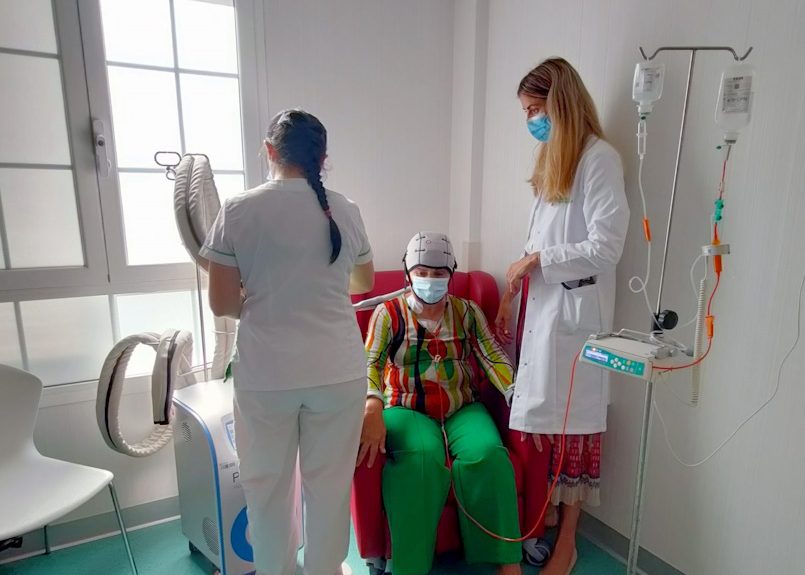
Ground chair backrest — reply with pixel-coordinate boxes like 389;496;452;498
351;270;501;338
0;364;43;459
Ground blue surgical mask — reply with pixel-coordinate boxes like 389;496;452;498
411;277;450;304
527;113;552;142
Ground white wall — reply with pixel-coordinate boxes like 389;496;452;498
449;0;488;270
259;0;455;270
474;1;805;574
32;0;456;530
34;381;179;523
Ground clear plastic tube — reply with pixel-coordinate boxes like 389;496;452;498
629;153;655;324
690;275;707;405
654;275;804;467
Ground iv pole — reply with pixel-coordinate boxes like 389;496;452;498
625;45;752;575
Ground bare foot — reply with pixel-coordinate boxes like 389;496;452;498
497;563;522;575
539;544;577;575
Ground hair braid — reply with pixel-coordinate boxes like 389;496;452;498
265;109;342;263
302;160;341;263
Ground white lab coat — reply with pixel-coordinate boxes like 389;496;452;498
509;138;630;435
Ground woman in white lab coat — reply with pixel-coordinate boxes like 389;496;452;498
496;58;630;575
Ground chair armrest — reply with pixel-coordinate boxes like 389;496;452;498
503;426;551;537
351;453;388;558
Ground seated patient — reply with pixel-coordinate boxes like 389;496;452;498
358;231;522;575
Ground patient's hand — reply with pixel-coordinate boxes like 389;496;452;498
357;398;386;468
495;294;514;345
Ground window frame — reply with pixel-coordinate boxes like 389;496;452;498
78;0;251;285
0;0;263;389
0;0;262;301
0;0;109;294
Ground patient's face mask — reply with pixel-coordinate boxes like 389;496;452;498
527;113;552;142
411;276;450;304
406;293;424;314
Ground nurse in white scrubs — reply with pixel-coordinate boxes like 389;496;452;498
496;58;630;575
202;109;374;575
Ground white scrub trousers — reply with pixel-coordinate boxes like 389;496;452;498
234;378;365;575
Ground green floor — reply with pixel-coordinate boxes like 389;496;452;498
0;519;624;575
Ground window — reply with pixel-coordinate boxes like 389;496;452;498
0;0;107;292
85;0;247;281
0;0;256;386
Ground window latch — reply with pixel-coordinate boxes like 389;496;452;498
92;119;112;178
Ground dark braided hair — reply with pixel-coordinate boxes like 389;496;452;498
265;109;342;264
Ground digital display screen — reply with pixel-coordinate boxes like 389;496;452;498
584;348;609;363
224;417;237;452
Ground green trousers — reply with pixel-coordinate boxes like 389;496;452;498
382;402;521;575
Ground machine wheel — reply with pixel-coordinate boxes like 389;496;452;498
368;567;384;575
188;541;200;554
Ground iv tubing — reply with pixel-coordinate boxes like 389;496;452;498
656;273;720;372
690;275;707;404
653;274;805;467
629;127;656;326
438;353;580;542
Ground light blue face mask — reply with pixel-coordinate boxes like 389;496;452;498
527;113;552;142
411;276;450;304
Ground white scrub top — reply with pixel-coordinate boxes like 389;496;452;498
509;138;630;435
200;178;373;392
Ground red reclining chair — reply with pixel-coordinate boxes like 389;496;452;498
350;271;548;574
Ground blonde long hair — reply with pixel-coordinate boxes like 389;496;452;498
518;58;604;203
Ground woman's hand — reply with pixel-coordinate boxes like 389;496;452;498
356;398;386;468
505;252;540;296
495;292;515;345
529;433;554;453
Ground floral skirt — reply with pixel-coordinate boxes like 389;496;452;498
548;433;602;507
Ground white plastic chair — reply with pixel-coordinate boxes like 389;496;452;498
0;364;138;574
